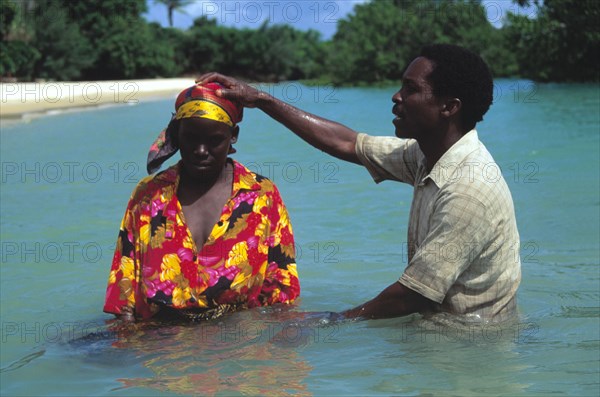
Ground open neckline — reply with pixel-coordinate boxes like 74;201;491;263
175;159;235;256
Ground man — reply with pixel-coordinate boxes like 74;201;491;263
197;44;521;322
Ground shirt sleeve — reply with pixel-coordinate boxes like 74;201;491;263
399;191;493;303
355;133;422;185
103;189;140;317
260;184;300;305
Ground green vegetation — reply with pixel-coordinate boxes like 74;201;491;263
505;0;599;82
1;0;598;83
325;0;507;84
183;17;324;81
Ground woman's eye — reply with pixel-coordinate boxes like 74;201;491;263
181;131;194;141
210;136;225;145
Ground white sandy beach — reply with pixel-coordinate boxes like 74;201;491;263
0;78;196;119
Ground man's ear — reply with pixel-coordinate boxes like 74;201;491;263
231;125;240;144
441;98;462;118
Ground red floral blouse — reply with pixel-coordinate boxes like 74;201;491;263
104;160;299;320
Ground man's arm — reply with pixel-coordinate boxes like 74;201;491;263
341;281;435;319
196;73;361;164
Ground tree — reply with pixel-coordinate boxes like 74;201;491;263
57;0;180;79
326;0;503;85
0;1;39;78
30;0;95;80
184;17;324;82
155;0;193;27
503;0;599;81
185;17;231;75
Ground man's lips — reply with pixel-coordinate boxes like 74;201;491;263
393;113;404;122
392;106;404;119
392;108;405;128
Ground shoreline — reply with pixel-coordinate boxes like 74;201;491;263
0;78;195;121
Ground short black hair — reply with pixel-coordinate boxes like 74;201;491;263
420;44;493;131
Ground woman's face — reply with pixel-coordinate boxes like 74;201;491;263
177;117;238;182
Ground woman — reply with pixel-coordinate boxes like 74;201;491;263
104;83;299;322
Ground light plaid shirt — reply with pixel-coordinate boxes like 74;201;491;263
356;130;521;321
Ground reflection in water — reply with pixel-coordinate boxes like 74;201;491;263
65;308;544;396
0;350;46;374
100;307;324;396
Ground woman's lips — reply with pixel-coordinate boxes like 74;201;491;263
191;161;213;168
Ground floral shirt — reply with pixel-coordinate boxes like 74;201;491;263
104;160;299;320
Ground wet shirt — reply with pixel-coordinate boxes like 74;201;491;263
355;130;521;320
104;160;299;320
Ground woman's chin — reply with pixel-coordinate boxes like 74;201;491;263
183;164;220;182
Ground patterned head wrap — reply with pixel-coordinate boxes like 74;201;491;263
146;83;244;174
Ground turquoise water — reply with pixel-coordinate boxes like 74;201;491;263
1;80;599;396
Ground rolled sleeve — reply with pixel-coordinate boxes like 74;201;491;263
355;133;421;185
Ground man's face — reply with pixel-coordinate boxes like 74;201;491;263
392;57;445;140
178;117;237;181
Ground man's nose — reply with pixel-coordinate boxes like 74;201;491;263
392;90;402;103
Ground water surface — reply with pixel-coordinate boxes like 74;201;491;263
1;80;599;396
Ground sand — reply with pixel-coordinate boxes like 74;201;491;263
0;78;195;120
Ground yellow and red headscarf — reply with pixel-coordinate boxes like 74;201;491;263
146;83;244;174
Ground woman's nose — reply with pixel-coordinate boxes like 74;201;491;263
194;143;208;156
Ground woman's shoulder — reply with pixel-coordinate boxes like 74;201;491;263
232;159;280;193
130;163;179;203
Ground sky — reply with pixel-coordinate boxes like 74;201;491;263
144;0;540;39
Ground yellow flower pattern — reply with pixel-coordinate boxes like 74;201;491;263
226;241;248;268
104;160;299;320
160;254;181;282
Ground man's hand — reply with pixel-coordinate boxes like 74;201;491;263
341;281;435;319
197;72;361;164
195;72;267;108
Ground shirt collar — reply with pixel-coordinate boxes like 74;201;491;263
425;129;480;188
153;161;180;185
231;160;263;195
158;159;261;239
